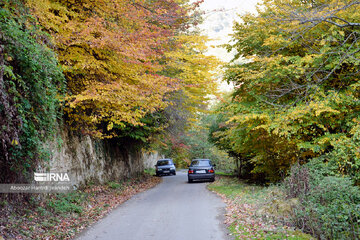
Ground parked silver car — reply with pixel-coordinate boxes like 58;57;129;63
155;159;176;176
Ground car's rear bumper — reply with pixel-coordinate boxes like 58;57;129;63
188;173;215;181
156;169;176;175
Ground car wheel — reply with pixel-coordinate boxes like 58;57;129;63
188;178;193;183
210;178;215;182
173;172;176;175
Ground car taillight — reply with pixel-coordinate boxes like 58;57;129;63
208;169;214;173
188;170;194;174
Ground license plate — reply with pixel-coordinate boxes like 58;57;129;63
196;170;206;174
163;171;170;173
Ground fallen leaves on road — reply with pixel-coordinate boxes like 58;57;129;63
0;174;161;240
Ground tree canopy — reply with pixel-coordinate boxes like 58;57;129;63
0;0;220;183
26;0;218;139
212;0;360;182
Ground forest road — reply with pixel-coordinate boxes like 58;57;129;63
76;170;231;240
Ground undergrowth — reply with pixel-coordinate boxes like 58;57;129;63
0;173;161;239
209;176;314;240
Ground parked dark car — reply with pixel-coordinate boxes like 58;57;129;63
155;159;176;176
187;159;215;183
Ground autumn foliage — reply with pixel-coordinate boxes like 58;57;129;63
26;0;216;138
0;0;218;184
212;0;360;182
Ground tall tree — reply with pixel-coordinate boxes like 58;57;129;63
27;0;198;138
214;0;360;182
26;0;219;142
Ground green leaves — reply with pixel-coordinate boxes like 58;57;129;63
0;0;65;183
215;0;360;182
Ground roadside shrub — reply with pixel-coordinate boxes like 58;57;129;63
144;168;156;176
0;0;65;185
285;163;360;239
284;163;311;199
47;192;86;214
107;181;122;190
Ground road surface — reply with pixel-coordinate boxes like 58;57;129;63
76;170;231;240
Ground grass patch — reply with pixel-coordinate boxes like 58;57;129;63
144;168;156;176
107;181;123;190
208;176;314;240
215;171;235;177
47;191;86;214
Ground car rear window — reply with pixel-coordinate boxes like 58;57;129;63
157;160;171;166
190;160;211;167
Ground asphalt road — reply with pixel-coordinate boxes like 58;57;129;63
76;170;231;240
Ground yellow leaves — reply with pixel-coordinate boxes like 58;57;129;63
27;0;220;139
11;139;19;146
162;34;220;122
301;54;316;64
263;35;289;49
314;106;339;117
317;135;331;146
64;68;177;137
107;122;114;131
228;113;269;126
218;0;360;182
